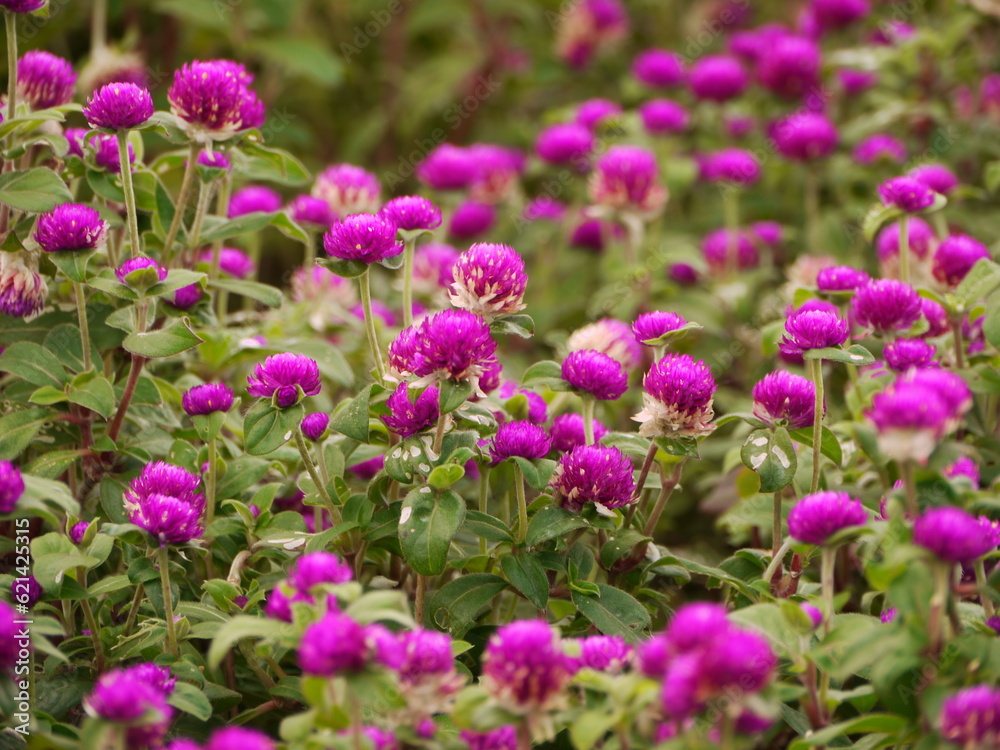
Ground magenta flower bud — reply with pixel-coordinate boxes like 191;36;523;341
417;144;479;191
575;98;622;131
84;670;173;747
661;653;702;718
779;307;850;354
570;219;623;253
878;176;937;213
555;0;628;68
788;491;868;545
701;149;761;186
288;195;334;229
535;122;594;166
358;727;397;750
880;607;898;623
920;298;949;338
169;283;202;309
868;381;953;462
567;318;642;369
397;628;455;683
838;68;878;95
182;383;234;416
91;132;134;174
884;339;937;372
115;256;167;286
876;217;936;263
550;444;635;511
482;620;572;709
751;370;817;429
852;279;922;333
750;221;783;248
908;163;959;195
124;663;176;696
632;311;686;345
0;251;47;319
817;265;870;292
168;60;258;138
206;727;276;750
701;629;776;692
589;145;666;215
772;112;839;161
939;686;1000;748
323;213;402;264
198;150;231;171
489;420;551;464
409;309;498;388
70;520;90;544
11;574;42;608
561;349;628;401
199;247;254;279
449;242;527;318
523;196;567;223
246;353;321;408
289;551;353;592
549;413;608;453
381;383;439;438
933;234;991;287
298;610;368;675
637;634;671;678
578;635;632;673
449;201;496;240
381;195;442;232
701;228;759;273
914;507;996;564
83;82;154;130
461;727;518;750
757;36;821;99
945;456;980;487
469;143;524;204
166;740;201;750
689;55;748;102
0;0;45;12
312;164;381;218
801;603;824;629
498;381;547;424
17;51;76;109
853;134;907;165
635;353;716;438
811;0;869;30
638;99;690;136
300;412;330;442
129;493;203;546
228;186;281;218
632;49;685;88
35;203;108;253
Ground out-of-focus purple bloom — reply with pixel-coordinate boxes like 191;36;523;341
575;99;623;131
590;145;666;215
35;203;108;253
550;444;635;511
228;186;282;218
700;629;777;692
638;99;690;136
246;353;322;408
914;507;996;564
413;243;460;292
852;279;922;333
567;318;643;368
199;247;255;279
449;201;496;240
549;413;609;453
469;143;524;204
701;228;759;273
382;383;440;438
689;55;748;102
381;195;442;232
878;176;936;212
631;49;685;88
945;456;980;487
289;551;353;592
523;196;567;223
555;0;628;69
0;0;45;12
169;283;203;309
482;620;572;708
498;381;548;424
909;163;959;195
324;213;403;264
312;164;381;218
417;144;479;191
83;82;154;130
17;51;76;109
884;339;937;372
205;727;276;750
788;491;868;545
561;349;628;401
853;134;907;165
757;35;821;99
535;122;594;167
0;252;47;320
91;132;134;174
634;354;716;438
298;610;368;675
197;150;231;172
933;234;991;287
801;603;824;629
578;635;632;673
817;265;870;292
772;112;839;161
461;726;518;750
699;149;760;185
876;217;937;262
939;686;1000;748
83;669;173;747
752;370;817;429
838;68;878;95
288;195;334;228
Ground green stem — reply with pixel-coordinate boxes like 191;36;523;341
5;12;17;122
772;491;782;558
763;537;794;585
432;409;446;454
303;229;316;270
513;463;528;545
293;428;340;525
73;282;92;372
809;358;825;494
975;560;995;618
91;0;107;51
821;546;836;637
898;214;910;286
359;268;386;381
479;467;491;556
77;567;105;670
209;175;231;281
116;132;141;257
929;562;951;655
205;438;218;528
722;187;740;278
805;168;820;256
185;178;212;261
157;546;179;658
642;460;686;537
632;441;658;502
162;143;199;265
414;572;427;625
582;396;596;446
900;459;918;517
951;319;966;370
402;236;416;327
123;582;143;637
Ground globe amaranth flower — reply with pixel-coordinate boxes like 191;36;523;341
757;35;821;99
639;99;690;136
17;51;76;110
933;234;991;286
123;663;176;697
817;265;870;292
126;490;203;546
323;213;402;264
751;370;817;429
197;149;231;172
11;574;41;609
448;242;527;318
289;551;353;592
700;629;777;693
919;297;949;338
168;283;202;309
772;112;839;161
83;669;174;748
168;60;261;140
461;726;518;750
867;376;964;463
535;122;594;167
482;620;572;710
198;247;254;279
115;256;167;287
70;520;90;544
182;383;234;416
0;251;47;319
549;413;609;453
489;420;551;464
632;311;686;346
468;143;525;204
555;1;628;69
788;491;868;545
288;195;334;229
396;628;457;685
567;317;642;369
945;456;980;487
246;353;321;408
205;727;276;750
701;228;759;273
589;145;666;216
852;279;922;333
878;176;937;212
406;309;498;390
0;0;45;12
634;354;716;438
939;685;1000;748
838;68;878;95
902;367;974;419
312;163;381;218
34;203;108;252
498;381;548;424
779;307;850;355
550;444;635;511
853;134;907;165
631;48;685;88
561;349;628;401
523;196;567;223
577;635;632;673
688;55;748;102
381;195;442;232
382;382;439;438
83;82;154;130
228;186;282;218
665;603;739;652
449;201;497;241
90;132;135;174
300;412;330;442
810;0;869;30
298;610;369;676
801;603;824;629
913;507;996;564
909;163;959;195
876;217;937;263
884;339;937;372
417;144;479;191
699;149;761;186
570;219;625;253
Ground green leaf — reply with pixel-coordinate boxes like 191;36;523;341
653;436;700;459
167;682;213;721
237;142;311;186
802;344;876;365
570;710;619;750
462;510;515;543
146;269;206;298
0;408;52;459
788;714;907;749
427;463;465;489
862;202;903;243
199;212;278;244
398;488;467;577
208;278;283;308
636;320;703;346
244;401;304;456
521;360;572;391
439;379;472;414
428;573;507;634
501;554;549;609
48;248;96;283
0;342;68;387
0;167;73;212
741;427;797;493
954;259;1000;309
526;505;588;547
191;411;228;443
571;583;650;642
66;373;116;418
32;551;100;589
207;615;291;669
123;317;203;358
331;385;372;442
789;426;844;466
490;314;534;338
248;36;344;86
599;529;651;569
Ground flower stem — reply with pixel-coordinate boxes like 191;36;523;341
951;318;966;370
633;441;658;502
898;214;910;286
805;168;820;256
359;268;386;381
808;357;825;494
73;282;92;372
976;560;995;618
76;567;105;670
123;582;143;637
91;0;107;51
432;409;447;454
157;546;179;658
303;229;316;270
293;428;340;525
402;236;417;328
582;396;596;446
479;466;491;556
162;142;199;265
185;177;212;261
772;491;782;558
414;572;427;625
929;562;951;656
643;460;686;537
722;187;740;279
5;12;17;122
900;459;918;517
116;132;141;258
513;462;528;545
821;546;836;637
763;537;794;585
205;438;218;528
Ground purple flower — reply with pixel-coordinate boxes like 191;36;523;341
725;114;755;139
699;149;761;186
417;144;479;191
570;219;622;253
228;186;281;218
878;176;936;212
945;456;980;487
535;123;594;166
689;55;748;102
801;603;824;629
853;280;922;333
381;195;442;232
182;383;234;416
489;420;551;463
772;112;839;161
482;620;571;708
523;196;567;223
323;213;402;264
634;354;716;438
289;551;353;592
461;726;518;750
17;51;76;109
788;491;868;545
750;221;783;247
448;201;496;240
498;382;547;424
35;203;108;252
757;35;821;99
779;307;850;354
549;413;608;453
0;0;45;12
752;370;817;429
561;350;628;401
91;132;134;174
449;242;527;318
83;669;173;747
199;247;254;279
876;217;936;262
867;380;953;462
382;383;439;438
469;143;525;204
661;653;703;718
397;628;455;684
933;234;991;286
168;60;259;138
555;1;628;68
921;298;950;337
838;68;878;95
575;99;623;131
817;265;870;292
589;145;666;215
0;251;47;319
701;228;759;273
700;629;776;692
914;507;996;564
578;635;632;673
312;164;381;218
247;353;322;408
83;82;154;130
298;610;369;675
11;574;41;609
567;318;642;369
881;607;898;623
205;727;276;750
408;309;498;388
853;134;907;165
115;256;167;286
124;663;176;696
198;150;231;171
70;521;90;544
632;311;686;345
939;686;1000;748
811;0;869;30
301;412;330;442
632;49;685;88
129;492;203;546
638;99;690;136
288;195;334;228
550;444;635;511
169;283;203;309
909;163;959;195
884;339;937;372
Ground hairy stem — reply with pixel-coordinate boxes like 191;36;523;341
73;282;92;372
809;357;825;494
582;396;596;446
116;132;141;258
898;214;910;286
402;235;416;328
293;428;340;525
359;268;386;381
513;462;528;545
76;567;105;670
162;143;199;265
5;12;17;122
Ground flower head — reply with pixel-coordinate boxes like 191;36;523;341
397;628;456;684
876;217;936;262
469;143;524;204
589;145;666;215
169;283;203;309
632;311;686;345
567;318;642;369
634;354;716;438
939;686;1000;748
883;339;937;372
35;203;108;252
198;150;231;172
84;669;173;747
449;201;496;240
168;60;260;139
489;421;551;463
933;234;991;286
816;265;870;292
867;379;955;463
561;350;628;401
853;134;907;165
199;247;254;278
788;491;868;545
312;164;381;218
699;149;760;186
535;123;594;166
638;99;690;135
417;144;479;191
83;82;154;129
689;55;748;102
878;176;936;212
407;309;498;389
578;635;633;673
524;197;567;223
91;132;134;174
555;1;628;68
301;412;330;442
228;186;282;218
128;492;203;546
752;370;817;429
945;456;980;487
550;444;635;511
70;521;90;544
757;35;821;99
461;727;519;750
852;280;922;333
323;213;403;264
0;251;47;319
182;383;234;416
482;620;572;710
632;48;685;88
772;112;839;161
298;610;369;675
246;353;322;408
914;507;996;564
205;727;276;750
498;381;548;424
700;629;777;693
0;0;45;12
701;228;759;273
115;256;167;287
288;195;334;228
382;383;440;438
779;307;850;354
909;163;959;195
838;68;878;94
289;551;353;591
449;242;527;318
381;195;442;232
17;51;76;109
549;413;609;453
811;0;869;30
